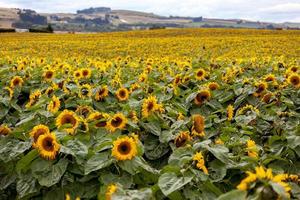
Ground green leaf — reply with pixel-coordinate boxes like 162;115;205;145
84;152;113;175
0;138;31;162
16;149;39;173
16;174;39;198
217;190;247;200
158;172;194;196
112;188;153;200
32;158;68;187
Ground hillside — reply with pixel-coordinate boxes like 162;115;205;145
0;7;299;32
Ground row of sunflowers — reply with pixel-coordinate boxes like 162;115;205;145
0;29;300;200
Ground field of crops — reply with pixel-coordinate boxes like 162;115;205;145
0;28;300;200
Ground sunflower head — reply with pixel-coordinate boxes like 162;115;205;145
81;68;91;78
88;112;110;128
36;132;60;160
208;82;219;90
288;73;300;88
10;76;23;88
43;70;55;81
227;104;234;121
56;110;80;134
47;95;60;113
78;84;92;99
191;114;205;137
265;74;276;82
0;125;12;136
195;69;206;80
174;131;191;147
30;124;50;146
76;105;93;118
107;113;127;132
105;184;117;200
116;88;129;101
95;85;109;101
142;95;159;118
73;70;82;79
112;136;137;161
254;81;268;97
194;89;211;105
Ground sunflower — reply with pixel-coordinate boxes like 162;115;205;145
238;104;259;115
87;112;110;128
191;114;205;137
195;69;206;80
174;131;191;147
107;113;127;132
47;95;60;113
141;95;159;118
193;152;208;174
208;82;219;90
95;85;109;101
237;166;291;198
56;110;80;134
265;74;276;82
30;124;50;147
79;84;92;99
0;125;11;135
105;184;117;200
173;75;181;86
247;140;258;158
4;86;13;99
111;136;137;161
76;105;93;118
227;104;234;121
254;81;268;97
128;111;139;123
10;76;23;88
25;90;42;108
261;92;273;104
43;70;55;81
116;87;129;101
81;68;91;78
73;70;82;79
36;132;60;160
287;73;300;88
194;89;211;105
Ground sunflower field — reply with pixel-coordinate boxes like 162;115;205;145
0;28;300;200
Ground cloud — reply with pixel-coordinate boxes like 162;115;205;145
0;0;299;22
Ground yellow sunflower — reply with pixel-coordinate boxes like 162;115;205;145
107;113;127;132
111;136;137;161
195;69;206;81
43;70;55;81
95;85;109;101
30;124;50;147
254;81;268;97
116;87;129;101
191;114;205;137
73;70;82;79
208;82;219;90
79;84;92;99
36;132;60;160
47;95;60;113
194;89;211;105
174;131;191;147
105;184;117;200
227;104;234;121
81;68;91;78
56;110;80;134
287;73;300;88
141;95;164;118
87;112;110;128
10;76;23;88
0;124;12;135
25;90;42;108
76;105;93;118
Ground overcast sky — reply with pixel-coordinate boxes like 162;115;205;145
1;0;300;22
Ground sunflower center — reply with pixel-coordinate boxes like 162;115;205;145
197;71;203;77
61;114;76;126
82;70;88;76
117;141;131;155
119;90;126;98
147;102;154;111
197;93;208;102
291;76;299;85
98;88;105;95
34;129;47;142
42;137;54;151
111;117;123;127
81;88;89;96
46;71;53;79
13;79;20;85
